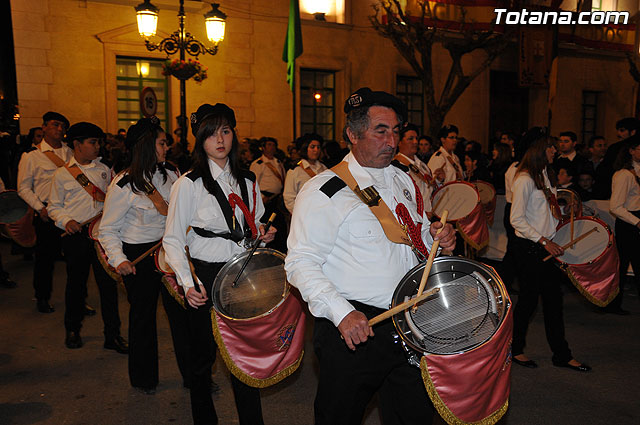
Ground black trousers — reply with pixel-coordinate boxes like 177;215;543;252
61;228;120;338
122;241;191;389
188;258;263;425
512;236;572;363
610;215;640;309
500;202;518;290
33;215;63;301
313;301;434;425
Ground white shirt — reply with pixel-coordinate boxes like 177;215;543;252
250;155;285;194
510;169;559;242
99;167;179;268
163;160;265;290
610;164;640;226
17;140;73;210
504;162;519;203
396;153;437;212
427;147;463;183
285;152;437;327
47;157;111;231
283;159;327;213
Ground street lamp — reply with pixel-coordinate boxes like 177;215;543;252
134;0;226;148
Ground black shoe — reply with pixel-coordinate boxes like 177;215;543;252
134;386;156;395
104;336;129;354
37;299;55;313
65;331;83;349
552;359;591;372
0;278;17;288
84;303;97;316
512;356;538;368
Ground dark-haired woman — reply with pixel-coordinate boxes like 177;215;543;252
283;133;327;214
607;137;640;315
99;118;190;394
510;136;591;372
163;103;275;425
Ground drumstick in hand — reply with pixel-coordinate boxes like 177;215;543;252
61;213;103;237
542;227;599;261
368;287;440;326
415;210;449;311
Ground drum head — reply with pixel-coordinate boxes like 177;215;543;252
554;217;610;265
557;188;581;219
431;182;479;221
392;257;509;355
88;216;101;241
155;246;174;276
474;181;496;205
211;248;288;320
0;191;29;224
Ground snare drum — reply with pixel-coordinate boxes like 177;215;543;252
209;248;306;388
431;181;479;221
391;256;512;424
0;190;36;247
154;245;186;309
473;180;497;226
552;217;619;306
557;188;582;221
88;216;121;281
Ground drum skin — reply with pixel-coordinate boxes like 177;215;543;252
0;190;36;247
473;180;497;226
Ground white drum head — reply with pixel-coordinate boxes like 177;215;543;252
155;246;174;275
474;181;496;205
554;218;610;265
89;216;101;241
431;182;479;221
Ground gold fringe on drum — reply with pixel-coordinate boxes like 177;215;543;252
94;241;123;283
161;275;186;309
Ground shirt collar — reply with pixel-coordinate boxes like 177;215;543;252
345;152;395;189
68;156;97;169
559;151;576;161
208;158;230;180
39;140;56;152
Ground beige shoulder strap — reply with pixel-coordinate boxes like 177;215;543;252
331;162;412;246
65;164;106;202
298;161;316;178
40;149;66;168
143;182;169;216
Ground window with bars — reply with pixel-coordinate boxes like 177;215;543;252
116;57;170;131
396;76;424;132
581;91;599;144
300;69;335;141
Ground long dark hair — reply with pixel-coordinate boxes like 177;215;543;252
517;136;557;190
127;126;167;194
614;136;640;171
191;113;242;188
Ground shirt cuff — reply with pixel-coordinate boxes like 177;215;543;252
329;298;356;328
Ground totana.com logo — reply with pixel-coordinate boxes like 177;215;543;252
494;8;629;25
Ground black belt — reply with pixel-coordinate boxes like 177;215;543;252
191;226;244;243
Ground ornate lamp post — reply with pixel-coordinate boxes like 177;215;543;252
135;0;226;148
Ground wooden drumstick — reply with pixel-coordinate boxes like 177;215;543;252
542;227;599;261
415;210;449;309
570;192;575;249
131;240;163;266
368;287;440;326
184;245;202;294
61;213;102;237
231;212;277;287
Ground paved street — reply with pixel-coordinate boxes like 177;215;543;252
1;240;639;425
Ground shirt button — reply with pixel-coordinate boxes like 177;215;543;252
368;230;371;234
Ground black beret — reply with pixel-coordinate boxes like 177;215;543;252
190;103;236;137
125;116;162;151
42;111;69;129
343;87;407;122
65;122;104;146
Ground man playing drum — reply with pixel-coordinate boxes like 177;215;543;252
285;88;456;425
17;111;73;313
427;124;464;183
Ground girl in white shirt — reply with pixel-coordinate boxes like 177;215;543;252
510;135;590;372
283;133;327;213
163;103;275;425
99;117;189;394
607;137;640;314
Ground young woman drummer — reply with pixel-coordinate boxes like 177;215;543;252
510;134;591;372
283;133;327;214
98;117;191;394
163;103;275;425
607;137;640;315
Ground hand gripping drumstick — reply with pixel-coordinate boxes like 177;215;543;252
415;210;449;306
542;226;599;261
368;287;441;326
61;212;103;237
231;212;277;287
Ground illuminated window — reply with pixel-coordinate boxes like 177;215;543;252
396;75;424;132
591;0;618;11
581;91;599;144
300;69;335;141
300;0;345;24
116;57;169;131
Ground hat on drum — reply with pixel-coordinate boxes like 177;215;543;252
0;191;36;247
209;248;306;388
431;181;489;250
391;256;513;425
550;216;619;306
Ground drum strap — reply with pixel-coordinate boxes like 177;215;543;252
297;161;317;179
443;152;464;180
265;162;285;185
64;164;106;203
542;187;563;220
330;162;413;247
197;177;254;243
394;154;435;186
142;181;169;216
40;149;66;168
